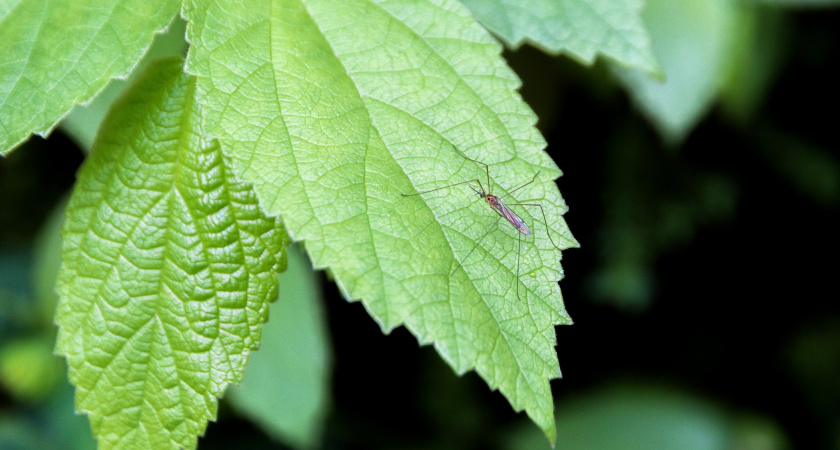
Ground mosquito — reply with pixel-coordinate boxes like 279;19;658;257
402;153;564;301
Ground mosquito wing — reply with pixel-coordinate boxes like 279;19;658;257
490;196;531;236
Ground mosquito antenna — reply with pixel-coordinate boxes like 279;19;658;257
402;179;483;197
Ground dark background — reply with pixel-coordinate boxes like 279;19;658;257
1;7;838;450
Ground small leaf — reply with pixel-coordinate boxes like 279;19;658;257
54;58;288;450
227;244;332;449
184;0;576;443
460;0;662;77
0;0;181;155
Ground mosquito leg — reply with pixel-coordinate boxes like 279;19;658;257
451;216;501;275
505;202;565;250
516;232;524;302
503;173;538;198
441;143;496;194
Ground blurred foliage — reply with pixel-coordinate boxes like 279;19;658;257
785;319;840;438
505;383;789;450
718;7;789;124
588;123;739;309
756;128;840;208
613;0;737;145
226;244;333;449
0;197;95;450
0;336;63;402
1;2;840;450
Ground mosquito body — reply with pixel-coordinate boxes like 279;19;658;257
471;186;530;236
402;150;563;302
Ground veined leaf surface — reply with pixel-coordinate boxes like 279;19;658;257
54;58;288;450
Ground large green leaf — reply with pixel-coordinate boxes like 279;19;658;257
54;58;288;450
459;0;662;77
0;0;181;155
184;0;576;443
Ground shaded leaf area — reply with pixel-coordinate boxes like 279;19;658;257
184;0;576;442
504;383;789;450
54;58;288;450
227;244;332;449
0;0;181;154
460;0;661;77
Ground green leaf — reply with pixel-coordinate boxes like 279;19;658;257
459;0;662;77
54;57;288;450
227;244;331;449
0;0;181;155
184;0;576;443
611;0;737;144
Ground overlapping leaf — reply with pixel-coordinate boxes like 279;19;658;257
0;0;181;154
460;0;661;76
184;0;576;442
54;58;287;450
612;0;737;144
